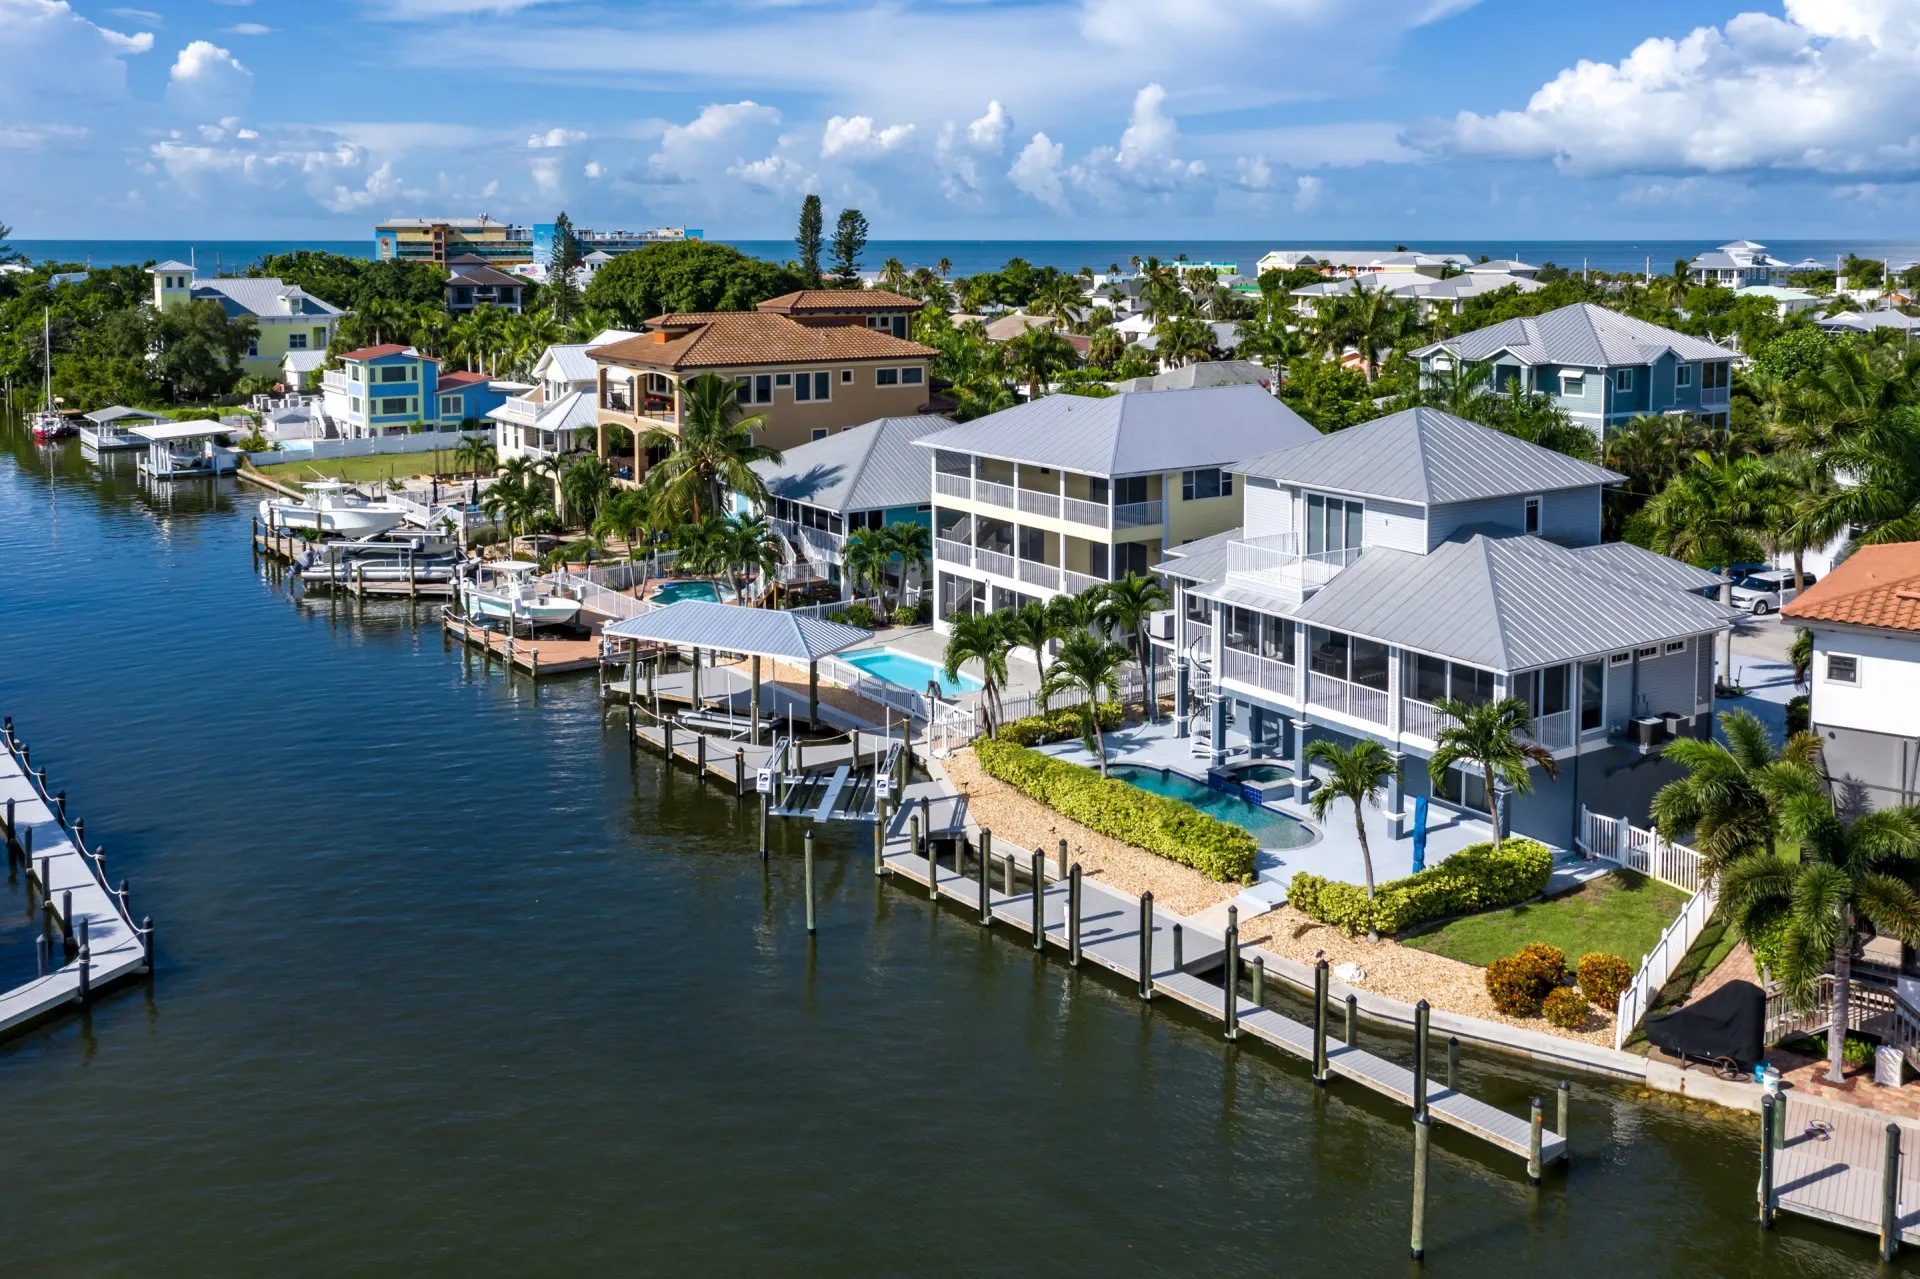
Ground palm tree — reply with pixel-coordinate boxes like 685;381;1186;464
1040;630;1131;775
1640;454;1770;677
1097;571;1170;722
1150;315;1216;368
841;526;897;615
592;488;654;561
886;521;930;606
1808;409;1920;546
1007;325;1077;399
879;258;909;294
1304;739;1400;937
1001;601;1055;714
1030;275;1083;328
1721;794;1920;1083
1087;327;1126;370
1651;708;1823;872
1428;696;1559;848
640;373;781;522
673;516;732;580
531;453;568;524
453;433;496;479
1790;627;1815;690
936;257;951;280
943;612;1011;737
560;454;612;531
723;513;782;604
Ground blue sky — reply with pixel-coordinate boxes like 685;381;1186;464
5;0;1920;240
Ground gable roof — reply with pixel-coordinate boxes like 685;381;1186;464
1109;359;1275;393
192;277;343;319
83;405;167;425
1287;534;1731;670
602;600;873;662
755;289;923;314
751;416;947;514
337;343;417;362
446;262;522;288
1783;543;1920;634
913;385;1318;477
533;343;600;385
587;312;935;370
151;260;194;273
438;371;491;389
1416;302;1732;367
1236;407;1620;504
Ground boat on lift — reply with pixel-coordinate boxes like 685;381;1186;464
294;528;465;584
460;560;583;628
259;480;409;538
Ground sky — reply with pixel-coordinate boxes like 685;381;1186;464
6;0;1920;241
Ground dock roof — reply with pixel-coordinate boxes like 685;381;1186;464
603;601;873;662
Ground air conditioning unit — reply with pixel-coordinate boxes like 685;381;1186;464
1148;609;1175;641
1631;716;1667;750
1661;712;1689;739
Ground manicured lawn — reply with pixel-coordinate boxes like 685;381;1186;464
255;452;467;487
1403;870;1689;968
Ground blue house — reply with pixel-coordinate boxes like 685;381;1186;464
322;344;511;438
1415;302;1736;435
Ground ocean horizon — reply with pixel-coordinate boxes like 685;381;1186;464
14;235;1920;279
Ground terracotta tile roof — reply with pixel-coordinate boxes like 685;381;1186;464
337;343;415;362
755;289;924;314
438;371;490;388
1783;542;1920;633
587;312;936;371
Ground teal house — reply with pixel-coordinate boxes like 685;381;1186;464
320;344;513;438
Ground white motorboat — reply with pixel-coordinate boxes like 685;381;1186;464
259;481;409;538
460;560;583;627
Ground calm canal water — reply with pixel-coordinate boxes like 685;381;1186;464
0;418;1904;1276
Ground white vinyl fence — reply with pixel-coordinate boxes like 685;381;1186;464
250;430;478;465
1577;806;1716;1050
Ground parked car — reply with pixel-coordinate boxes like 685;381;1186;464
1695;562;1771;599
1729;569;1814;614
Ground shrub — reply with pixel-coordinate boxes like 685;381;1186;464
896;599;932;626
999;703;1123;747
1576;952;1632;1007
1514;942;1568;988
825;611;848;624
842;603;879;629
1786;695;1810;737
1287;838;1553;937
1542;986;1590;1029
1486;956;1544;1016
973;739;1257;883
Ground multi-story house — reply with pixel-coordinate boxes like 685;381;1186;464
486;331;640;468
1157;407;1733;848
150;262;343;381
1415;303;1737;435
321;344;513;438
587;293;937;462
916;386;1318;627
746;416;944;596
444;255;526;313
1687;240;1792;288
1783;543;1920;811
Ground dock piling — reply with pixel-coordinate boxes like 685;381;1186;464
1138;892;1154;1000
804;828;817;936
23;824;32;862
61;890;72;944
1758;1094;1776;1228
1171;923;1183;973
1527;1098;1544;1186
1883;1123;1902;1262
1312;959;1329;1085
1346;993;1358;1049
1446;1036;1459;1091
1056;838;1067;880
1413;1000;1431;1117
4;796;12;842
77;944;90;1006
72;818;84;850
872;805;885;878
55;790;66;825
142;916;154;972
696;732;707;779
1002;851;1014;896
735;749;745;795
1252;955;1265;1007
758;791;769;860
1068;865;1082;966
1411;1112;1431;1262
1029;850;1043;951
977;830;992;925
1557;1081;1571;1142
1224;905;1239;1041
36;931;48;977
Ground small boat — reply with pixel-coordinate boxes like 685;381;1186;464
29;309;71;441
295;529;465;584
460;560;582;627
259;481;409;538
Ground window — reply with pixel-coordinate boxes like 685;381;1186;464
1609;651;1631;666
1308;628;1348;680
379;365;410;383
902;366;924;385
733;375;772;405
1558;371;1584;396
877;368;899;386
775;373;792;387
841;369;853;383
1305;493;1363;559
811;429;829;441
350;365;363;382
287;332;309;351
1613;368;1634;392
793;371;831;402
1827;654;1859;685
246;336;259;357
1665;639;1688;654
1523;496;1541;534
1114;475;1149;505
755;374;772;403
1435;765;1490;814
349;397;362;415
1703;362;1730;391
379;397;408;416
440;395;460;416
314;328;327;347
1181;468;1232;501
1635;645;1659;661
1675;363;1693;388
1580;660;1605;731
1413;654;1448;703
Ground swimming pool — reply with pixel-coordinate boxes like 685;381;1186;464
840;647;983;696
1235;764;1292;784
651;580;724;605
1109;765;1315;850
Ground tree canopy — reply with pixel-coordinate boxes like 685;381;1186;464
247;250;448;312
581;241;804;327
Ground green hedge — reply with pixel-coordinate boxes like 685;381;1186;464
1000;702;1123;747
973;739;1257;883
1286;838;1554;937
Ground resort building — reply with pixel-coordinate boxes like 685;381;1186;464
149;262;343;381
916;386;1318;629
444;255;526;313
1783;543;1920;811
321;344;515;437
1156;407;1733;848
586;292;936;461
1687;240;1793;288
1415;302;1737;435
746;416;944;596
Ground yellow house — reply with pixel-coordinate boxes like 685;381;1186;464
150;261;344;383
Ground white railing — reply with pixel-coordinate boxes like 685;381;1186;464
1187;621;1211;654
1017;489;1061;519
973;479;1015;509
935;538;973;568
1220;647;1295;697
818;654;930;722
1613;878;1718;1051
782;595;881;622
1062;569;1105;596
996;661;1174;724
1577;806;1706;894
492;396;542;425
935;472;972;500
974;547;1016;578
1225;538;1353;602
1399;697;1451;741
1306;672;1389;724
564;576;651;620
1017;559;1061;590
1113;499;1163;529
1062;496;1111;529
1529;709;1576;751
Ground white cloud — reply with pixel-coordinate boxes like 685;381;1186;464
727;153;813;193
1292;174;1324;210
648;99;780;179
144;131;423;216
820;114;914;159
1008;131;1069;212
967;100;1011;151
1234;154;1272;191
227;22;270;35
527;126;585;148
108;6;160;21
166;40;252;118
1411;0;1920;177
1007;83;1210;213
0;0;152;114
530;155;562;194
583;160;604;179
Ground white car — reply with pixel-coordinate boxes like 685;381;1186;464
1729;569;1814;615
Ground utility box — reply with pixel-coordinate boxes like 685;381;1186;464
1877;1044;1905;1088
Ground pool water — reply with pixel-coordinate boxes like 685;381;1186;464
841;647;983;696
1109;765;1315;850
652;580;724;605
1236;764;1292;783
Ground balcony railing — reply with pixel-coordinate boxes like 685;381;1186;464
1225;534;1357;604
1113;499;1163;529
1062;496;1111;528
775;518;844;565
1186;621;1211;656
1528;709;1576;751
1062;569;1105;596
1017;489;1061;519
493;396;541;425
1221;647;1296;698
602;389;633;412
1399;697;1451;741
974;547;1016;578
1017;559;1061;590
1307;672;1389;725
935;538;973;568
973;479;1015;509
935;472;972;500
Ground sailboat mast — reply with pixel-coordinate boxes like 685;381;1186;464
43;307;51;410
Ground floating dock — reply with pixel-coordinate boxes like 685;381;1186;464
1766;1092;1920;1257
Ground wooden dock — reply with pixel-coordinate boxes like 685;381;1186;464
1769;1092;1920;1254
0;721;152;1036
872;830;1567;1173
443;609;602;675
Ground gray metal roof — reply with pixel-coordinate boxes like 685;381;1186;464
1817;310;1920;334
1416;302;1732;367
752;416;948;514
603;601;872;662
193;277;344;319
1237;407;1621;504
1157;526;1242;582
83;405;166;425
1108;360;1275;393
1568;541;1725;593
534;343;601;385
1288;534;1732;670
913;385;1318;478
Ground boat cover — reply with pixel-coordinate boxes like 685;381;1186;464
1643;979;1764;1068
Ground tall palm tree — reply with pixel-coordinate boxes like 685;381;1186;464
591;488;654;561
723;513;783;604
531;453;568;524
886;521;931;605
1808;409;1920;546
1428;696;1559;848
879;258;909;294
936;257;952;280
673;516;732;580
1150;315;1216;368
1651;708;1823;873
640;372;781;522
1304;739;1400;937
841;526;897;615
1087;326;1126;370
943;612;1011;737
560;454;612;531
453;433;496;479
1002;601;1055;714
1041;630;1131;775
1640;454;1770;677
1097;571;1170;722
1721;793;1920;1083
1007;325;1077;399
1029;275;1083;328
